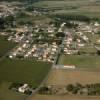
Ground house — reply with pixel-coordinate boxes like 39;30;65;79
94;22;99;26
61;22;66;27
82;35;88;41
47;27;54;33
18;84;29;93
9;55;13;59
78;43;85;47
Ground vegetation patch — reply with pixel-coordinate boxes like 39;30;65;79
0;82;28;100
0;36;16;57
59;55;100;69
0;58;52;87
66;83;100;95
39;83;100;96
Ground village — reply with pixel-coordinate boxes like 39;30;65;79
4;20;100;64
1;1;100;100
0;0;100;64
0;1;100;97
0;3;100;63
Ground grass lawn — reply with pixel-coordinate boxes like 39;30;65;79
0;58;52;87
0;82;28;100
58;55;100;69
0;36;16;57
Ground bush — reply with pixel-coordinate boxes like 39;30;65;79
39;86;49;94
66;84;74;92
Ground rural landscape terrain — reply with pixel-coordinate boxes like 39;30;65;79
0;0;100;100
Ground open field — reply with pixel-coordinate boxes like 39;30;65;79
33;0;100;18
33;0;91;8
0;82;27;100
58;55;100;69
0;36;16;57
0;58;52;87
31;94;100;100
16;12;52;25
45;69;100;86
30;69;100;100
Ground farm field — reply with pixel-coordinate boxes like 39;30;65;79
31;68;100;100
58;55;100;69
16;11;52;26
0;58;52;88
0;82;28;100
33;0;90;8
33;0;100;18
45;69;100;86
31;94;100;100
0;36;16;57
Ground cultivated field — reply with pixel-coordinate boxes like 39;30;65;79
0;36;16;57
33;0;90;8
0;58;52;87
58;55;100;69
31;94;100;100
45;69;100;86
33;0;100;18
30;69;100;100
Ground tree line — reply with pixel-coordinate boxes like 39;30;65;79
51;14;100;23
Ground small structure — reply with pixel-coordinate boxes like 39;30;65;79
18;84;29;93
64;65;76;69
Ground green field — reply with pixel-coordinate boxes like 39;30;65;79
0;58;52;87
33;0;91;8
59;55;100;69
16;11;51;26
0;36;16;57
0;82;28;100
33;0;100;18
0;36;52;100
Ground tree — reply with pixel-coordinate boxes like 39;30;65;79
39;86;49;94
5;15;14;27
97;50;100;55
67;84;74;92
26;5;33;11
55;32;65;38
0;17;5;29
